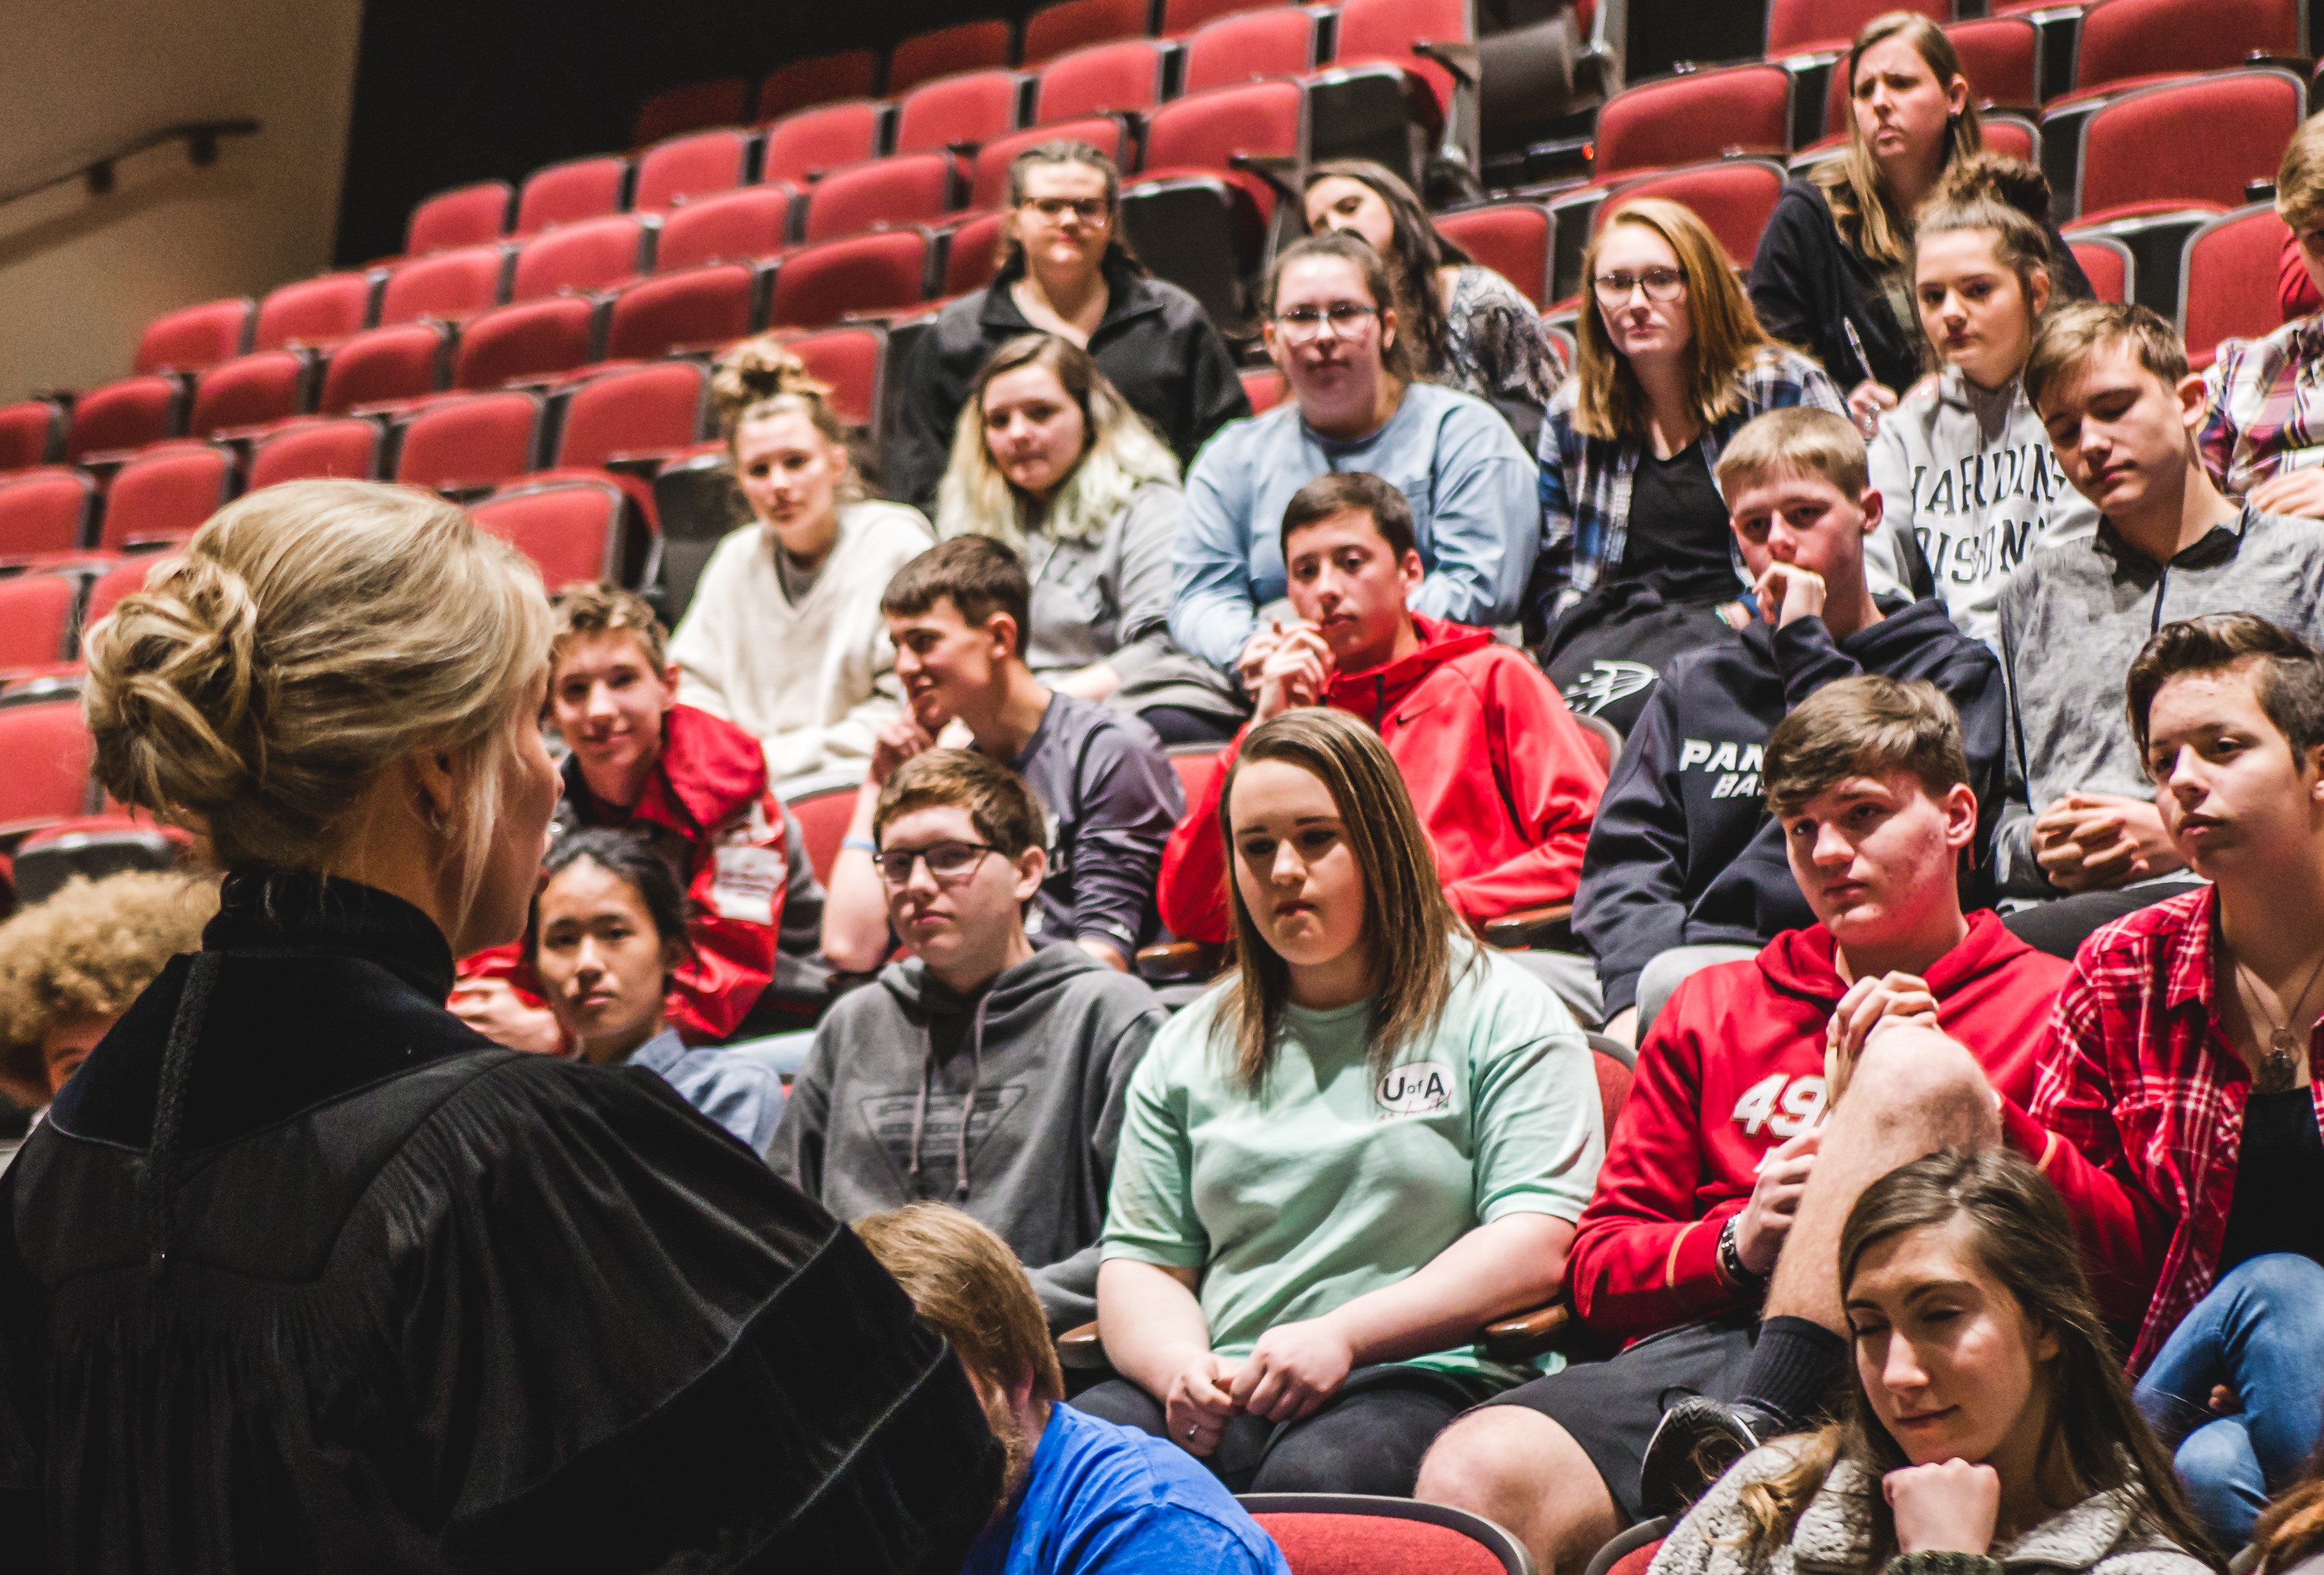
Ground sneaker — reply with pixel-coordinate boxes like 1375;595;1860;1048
1636;1396;1786;1519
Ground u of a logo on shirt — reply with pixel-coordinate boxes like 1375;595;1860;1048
1376;1061;1454;1118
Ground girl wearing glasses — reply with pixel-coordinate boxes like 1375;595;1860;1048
888;139;1248;512
1079;708;1604;1496
1534;198;1845;727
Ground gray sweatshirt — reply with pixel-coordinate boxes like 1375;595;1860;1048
769;943;1167;1330
1865;368;2100;648
1995;506;2324;892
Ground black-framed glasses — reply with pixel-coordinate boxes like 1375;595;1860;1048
1274;301;1379;338
1020;196;1111;223
874;840;1002;886
1592;267;1687;303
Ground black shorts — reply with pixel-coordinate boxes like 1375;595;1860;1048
1482;1313;1758;1522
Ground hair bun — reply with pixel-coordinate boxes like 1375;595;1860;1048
82;552;265;822
1933;152;2053;224
710;335;835;433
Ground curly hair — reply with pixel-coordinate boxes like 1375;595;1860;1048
0;871;218;1053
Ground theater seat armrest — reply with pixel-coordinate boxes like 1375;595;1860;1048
1411;38;1481;88
1479;903;1575;950
1135;940;1224;983
1057;1321;1111;1371
1481;1300;1573;1364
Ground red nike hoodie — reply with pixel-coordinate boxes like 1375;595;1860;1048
1567;909;2068;1343
1157;614;1606;942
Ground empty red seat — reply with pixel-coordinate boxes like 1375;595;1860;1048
656;185;799;270
633;127;757;212
2075;0;2300;94
84;554;173;631
0;701;96;834
1024;0;1154;64
554;360;710;469
760;100;889;187
943;210;1013;295
510;215;655;301
1133;78;1306;224
255;271;380;350
1123;79;1306;322
895;69;1028;156
472;476;640;589
767;231;933;329
1244;1498;1535;1575
0;573;79;671
1768;0;1944;54
1162;0;1292;29
516;156;631;236
102;445;235;552
1596;64;1794;177
889;20;1016;95
631;79;753;148
247;418;384;488
1983;113;2039;164
1436;201;1554;309
454;297;603;389
317;323;451;414
781;325;887;427
804;153;959;241
1943;16;2041;115
970;119;1130;208
0;468;97;559
406;181;516;256
0;402;64;473
2074;70;2303;221
605;263;765;358
1181;5;1324;94
188;350;311;436
758;51;881;123
1600;159;1789;271
379;245;512;325
1328;0;1474;126
135;299;256;376
2183;204;2295;370
1034;39;1172;123
393;391;545;493
66;376;185;462
2070;234;2136;302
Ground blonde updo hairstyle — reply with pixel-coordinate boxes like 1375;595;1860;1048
82;481;554;915
710;335;866;505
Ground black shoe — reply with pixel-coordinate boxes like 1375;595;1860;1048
1636;1396;1788;1519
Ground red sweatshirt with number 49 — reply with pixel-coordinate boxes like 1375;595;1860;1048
1568;909;2067;1343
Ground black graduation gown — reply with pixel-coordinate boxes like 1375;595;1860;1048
0;869;1000;1573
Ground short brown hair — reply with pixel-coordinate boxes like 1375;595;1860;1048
1279;471;1417;560
552;581;666;672
1000;139;1144;279
2022;299;2189;416
882;536;1032;656
872;748;1048;861
853;1202;1064;1402
1764;676;1972;819
2278;111;2324;234
1715;407;1869;500
2126;613;2324;761
0;871;218;1063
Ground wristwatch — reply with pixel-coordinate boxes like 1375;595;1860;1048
1719;1215;1769;1290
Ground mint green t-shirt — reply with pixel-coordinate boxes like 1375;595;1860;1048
1099;942;1605;1385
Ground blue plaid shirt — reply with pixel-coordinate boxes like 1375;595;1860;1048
1533;345;1845;625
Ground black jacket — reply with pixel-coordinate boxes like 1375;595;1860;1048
1749;179;2092;396
1573;599;2006;1015
886;254;1250;509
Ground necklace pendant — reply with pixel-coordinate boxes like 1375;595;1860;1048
2258;1041;2302;1096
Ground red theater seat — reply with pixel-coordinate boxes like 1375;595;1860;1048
1122;79;1307;321
0;468;96;559
453;297;602;390
510;215;655;301
758;51;881;123
1241;366;1288;412
1034;39;1172;123
604;263;765;358
406;181;516;256
188;350;312;435
66;376;185;463
317;323;451;414
943;210;1012;295
84;554;175;631
2183;204;2297;370
254;271;380;350
1241;1496;1533;1575
1181;4;1325;94
0;572;79;671
889;20;1016;95
553;360;710;469
781;325;888;428
516;156;631;236
804;153;959;242
760;100;889;187
1163;0;1295;29
895;69;1027;156
1768;0;1943;54
633;127;757;212
1436;201;1553;309
971;119;1130;208
1326;0;1475;127
767;230;933;328
378;245;512;326
246;418;384;487
1596;64;1794;177
101;445;235;552
0;701;96;834
2074;0;2301;94
0;402;65;473
1598;159;1789;272
2070;234;2135;303
631;79;752;149
471;475;640;589
135;299;256;376
392;390;544;494
657;185;798;270
1024;0;1154;64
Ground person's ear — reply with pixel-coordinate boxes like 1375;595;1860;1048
661;935;688;974
2177;370;2210;431
1398;548;1425;593
410;746;461;830
2306;741;2324;800
1942;781;1979;850
1010;843;1047;903
2026;266;2051;320
988;611;1022;662
1859;485;1885;534
1945;72;1971;118
1378;302;1398;356
2031;1320;2062;1365
1263;316;1286;370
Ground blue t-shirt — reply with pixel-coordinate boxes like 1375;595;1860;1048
963;1402;1290;1575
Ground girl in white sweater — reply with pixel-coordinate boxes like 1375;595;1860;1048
669;339;934;784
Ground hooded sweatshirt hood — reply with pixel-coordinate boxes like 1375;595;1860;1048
1323;612;1494;725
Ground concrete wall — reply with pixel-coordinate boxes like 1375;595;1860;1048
0;0;363;402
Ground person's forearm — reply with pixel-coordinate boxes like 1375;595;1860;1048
1053;662;1123;702
1312;1213;1573;1367
818;783;891;973
1097;1259;1211;1395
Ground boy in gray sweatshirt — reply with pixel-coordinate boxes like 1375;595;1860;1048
770;748;1166;1332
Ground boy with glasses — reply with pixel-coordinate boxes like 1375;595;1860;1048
772;749;1168;1333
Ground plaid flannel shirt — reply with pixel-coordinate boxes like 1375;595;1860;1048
1532;345;1846;623
2013;885;2318;1372
2199;312;2324;499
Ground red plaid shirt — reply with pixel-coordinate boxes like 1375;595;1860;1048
2003;884;2322;1372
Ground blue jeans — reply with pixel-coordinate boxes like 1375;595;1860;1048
2134;1253;2324;1546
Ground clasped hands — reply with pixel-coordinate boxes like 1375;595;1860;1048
2031;792;2183;893
1163;1317;1356;1457
1239;620;1336;724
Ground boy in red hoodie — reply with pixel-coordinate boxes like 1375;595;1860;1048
1157;471;1606;998
455;585;818;1048
1415;674;2067;1575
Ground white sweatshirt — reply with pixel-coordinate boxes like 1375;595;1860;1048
668;500;934;785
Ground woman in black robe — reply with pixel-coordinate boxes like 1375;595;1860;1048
0;479;1000;1572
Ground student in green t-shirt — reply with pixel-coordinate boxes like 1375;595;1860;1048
1074;707;1606;1495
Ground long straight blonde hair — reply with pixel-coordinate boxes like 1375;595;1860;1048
1573;198;1776;441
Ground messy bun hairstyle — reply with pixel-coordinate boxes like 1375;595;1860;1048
82;480;553;911
710;335;866;506
1910;153;2061;369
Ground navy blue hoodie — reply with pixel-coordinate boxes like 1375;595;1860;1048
1575;599;2005;1015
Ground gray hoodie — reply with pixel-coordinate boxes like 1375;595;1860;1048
1865;368;2100;648
769;942;1166;1329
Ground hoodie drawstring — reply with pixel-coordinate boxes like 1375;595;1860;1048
906;992;991;1204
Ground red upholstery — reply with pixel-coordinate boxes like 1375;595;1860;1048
2076;0;2301;92
1248;1513;1509;1574
1182;5;1324;93
247;418;383;487
1024;0;1154;64
657;185;798;270
1598;159;1788;271
516;156;631;236
805;153;958;242
0;468;98;558
1134;78;1307;226
1436;202;1553;308
630;79;753;148
758;51;880;123
188;350;309;435
889;20;1016;95
0;701;94;833
510;215;653;300
85;554;175;629
454;297;601;389
1596;64;1793;177
605;263;763;358
1768;0;1942;54
554;360;709;468
1330;0;1472;123
895;69;1026;156
1592;1045;1634;1137
781;325;886;427
787;779;860;882
471;476;633;589
1983;113;2038;163
1162;0;1293;29
378;244;511;325
1608;1539;1666;1575
2070;235;2135;303
255;271;379;350
2076;70;2304;220
2184;204;2295;370
1241;367;1288;412
633;128;756;212
768;230;932;328
761;100;888;186
406;181;516;255
971;119;1130;208
1035;39;1172;122
0;402;65;473
317;323;450;413
393;391;544;492
135;298;255;375
1825;16;2041;138
0;573;78;670
943;210;1012;295
101;445;234;552
66;376;183;462
1165;745;1223;802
